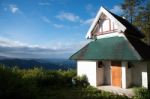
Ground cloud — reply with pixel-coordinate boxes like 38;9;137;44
0;37;89;58
41;16;51;23
0;37;27;47
56;12;80;22
110;5;123;15
38;2;50;6
9;4;21;14
0;38;69;58
53;24;64;28
55;11;94;26
82;18;94;25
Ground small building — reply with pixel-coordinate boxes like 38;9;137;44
70;7;150;89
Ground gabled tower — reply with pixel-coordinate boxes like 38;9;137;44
86;7;144;40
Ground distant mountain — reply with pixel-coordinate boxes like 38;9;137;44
36;58;76;68
0;56;8;59
0;58;76;70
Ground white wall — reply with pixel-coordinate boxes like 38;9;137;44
122;62;127;89
126;63;132;88
77;60;113;87
96;62;104;86
147;62;150;89
96;61;111;86
103;61;111;85
77;60;148;88
100;20;109;32
77;60;97;87
98;19;118;33
111;21;118;30
122;61;148;88
131;62;148;88
121;61;132;88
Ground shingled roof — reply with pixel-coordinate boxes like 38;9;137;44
70;36;150;61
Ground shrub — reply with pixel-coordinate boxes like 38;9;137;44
133;87;150;99
72;75;89;87
0;65;37;99
58;70;76;87
35;70;72;87
0;65;129;99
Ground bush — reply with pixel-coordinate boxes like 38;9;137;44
35;70;76;88
133;87;150;99
0;65;77;99
0;65;129;99
72;75;89;87
0;65;37;99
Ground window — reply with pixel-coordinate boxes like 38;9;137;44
128;62;133;69
98;61;103;68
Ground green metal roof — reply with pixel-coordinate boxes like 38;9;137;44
70;36;144;61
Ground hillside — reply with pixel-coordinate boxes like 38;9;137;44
0;58;76;70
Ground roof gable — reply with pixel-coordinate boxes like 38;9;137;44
86;6;145;39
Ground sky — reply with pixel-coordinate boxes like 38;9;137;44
0;0;124;59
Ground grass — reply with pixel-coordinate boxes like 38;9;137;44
0;64;146;99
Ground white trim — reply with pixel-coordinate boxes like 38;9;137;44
86;7;102;39
96;32;124;39
86;6;126;39
122;61;127;89
142;71;148;88
110;62;112;86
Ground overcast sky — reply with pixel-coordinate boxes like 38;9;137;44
0;0;123;59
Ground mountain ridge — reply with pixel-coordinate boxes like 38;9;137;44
0;58;76;70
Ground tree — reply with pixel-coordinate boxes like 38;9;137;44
134;0;150;44
121;0;144;23
121;0;150;45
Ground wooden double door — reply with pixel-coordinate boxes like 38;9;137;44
111;61;122;87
